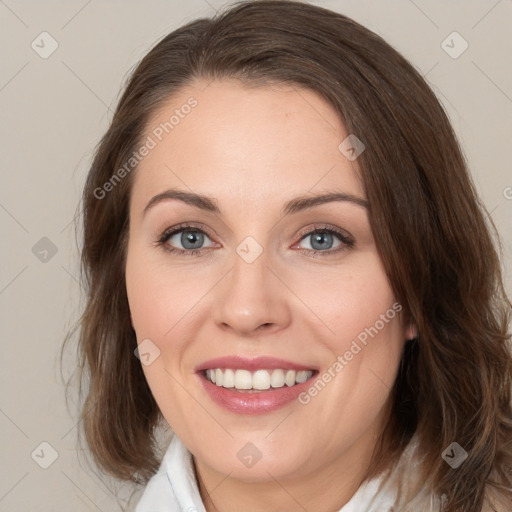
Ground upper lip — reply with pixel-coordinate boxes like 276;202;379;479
195;356;317;372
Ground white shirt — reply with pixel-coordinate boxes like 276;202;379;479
135;434;400;512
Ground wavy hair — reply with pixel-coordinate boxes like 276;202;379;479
62;1;512;510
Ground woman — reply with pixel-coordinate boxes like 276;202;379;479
64;1;512;510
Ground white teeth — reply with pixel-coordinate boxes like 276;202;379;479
204;368;313;390
223;368;235;388
253;370;271;390
295;370;309;384
270;369;285;387
234;369;252;390
285;370;296;387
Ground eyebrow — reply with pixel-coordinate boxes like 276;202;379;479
142;188;369;217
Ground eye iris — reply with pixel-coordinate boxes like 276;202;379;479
311;231;333;250
182;230;204;250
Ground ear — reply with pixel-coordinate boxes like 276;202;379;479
405;322;418;341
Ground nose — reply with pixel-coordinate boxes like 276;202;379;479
210;246;292;338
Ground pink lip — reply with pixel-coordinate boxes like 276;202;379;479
197;372;317;415
195;355;316;372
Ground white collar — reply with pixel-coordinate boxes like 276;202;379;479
135;434;399;512
135;433;206;511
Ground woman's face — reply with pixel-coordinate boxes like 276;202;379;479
125;79;414;483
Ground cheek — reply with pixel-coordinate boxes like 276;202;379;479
290;254;398;346
125;245;196;423
126;243;196;340
290;254;404;412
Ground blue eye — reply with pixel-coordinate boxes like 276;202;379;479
293;226;354;258
168;230;211;250
156;223;354;257
158;225;215;256
300;230;340;251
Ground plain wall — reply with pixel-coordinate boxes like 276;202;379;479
1;0;511;510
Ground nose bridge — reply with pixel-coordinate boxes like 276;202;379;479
211;236;291;335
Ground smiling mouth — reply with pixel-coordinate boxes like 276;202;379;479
203;368;316;392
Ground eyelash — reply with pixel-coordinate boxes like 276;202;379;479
155;222;354;258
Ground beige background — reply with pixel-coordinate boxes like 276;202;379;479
1;0;511;510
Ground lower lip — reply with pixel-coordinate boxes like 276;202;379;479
197;372;317;415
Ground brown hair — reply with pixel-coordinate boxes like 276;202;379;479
62;1;512;510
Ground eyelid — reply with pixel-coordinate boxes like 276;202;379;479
295;223;353;243
158;222;215;241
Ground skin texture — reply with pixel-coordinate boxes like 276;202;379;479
125;79;415;512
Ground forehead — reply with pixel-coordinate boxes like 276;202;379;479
131;79;365;211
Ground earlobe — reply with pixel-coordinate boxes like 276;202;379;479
405;323;418;341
